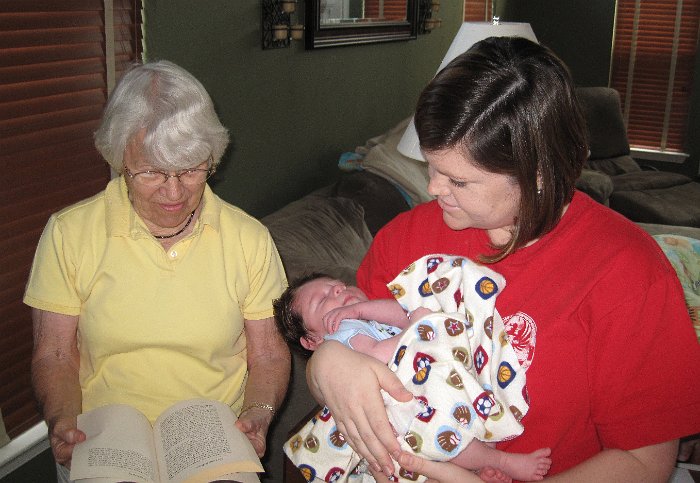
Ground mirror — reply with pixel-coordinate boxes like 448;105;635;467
306;0;418;49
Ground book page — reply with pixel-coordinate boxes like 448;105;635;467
71;404;159;482
212;473;261;483
152;399;263;483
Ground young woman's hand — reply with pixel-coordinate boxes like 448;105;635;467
678;436;700;464
306;341;413;476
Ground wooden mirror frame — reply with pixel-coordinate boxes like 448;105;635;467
305;0;418;49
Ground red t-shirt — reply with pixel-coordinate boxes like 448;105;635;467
357;191;700;476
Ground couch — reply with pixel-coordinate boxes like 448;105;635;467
258;119;700;483
575;87;700;227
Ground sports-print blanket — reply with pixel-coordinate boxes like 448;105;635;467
284;254;529;483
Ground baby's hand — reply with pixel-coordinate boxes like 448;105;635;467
323;305;360;334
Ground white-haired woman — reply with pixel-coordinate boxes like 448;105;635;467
25;60;290;481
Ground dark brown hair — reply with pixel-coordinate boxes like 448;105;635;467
273;272;330;352
414;36;588;262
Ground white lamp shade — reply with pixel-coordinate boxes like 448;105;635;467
397;22;538;161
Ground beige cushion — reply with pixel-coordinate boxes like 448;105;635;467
262;194;373;285
358;117;433;207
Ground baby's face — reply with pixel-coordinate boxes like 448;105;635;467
294;277;368;349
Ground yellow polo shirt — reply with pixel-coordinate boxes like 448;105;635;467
24;177;287;422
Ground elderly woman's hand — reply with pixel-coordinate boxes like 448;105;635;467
48;415;85;469
235;408;273;458
306;341;413;476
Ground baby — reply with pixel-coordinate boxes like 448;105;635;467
274;272;551;483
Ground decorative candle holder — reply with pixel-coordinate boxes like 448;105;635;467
290;24;304;40
281;0;296;13
424;18;438;31
261;0;303;49
272;24;288;41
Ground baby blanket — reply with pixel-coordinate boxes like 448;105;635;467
285;254;529;482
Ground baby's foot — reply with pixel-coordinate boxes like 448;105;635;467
478;466;511;482
499;447;552;481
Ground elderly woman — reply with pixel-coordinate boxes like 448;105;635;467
24;60;290;481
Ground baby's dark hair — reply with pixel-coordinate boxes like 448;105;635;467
273;272;331;351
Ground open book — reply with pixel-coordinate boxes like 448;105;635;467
70;398;263;483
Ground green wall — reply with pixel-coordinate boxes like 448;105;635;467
143;0;464;218
144;0;698;214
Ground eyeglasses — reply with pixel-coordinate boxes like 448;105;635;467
124;156;215;187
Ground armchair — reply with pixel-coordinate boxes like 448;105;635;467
575;87;700;227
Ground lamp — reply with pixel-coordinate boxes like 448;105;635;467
397;21;538;160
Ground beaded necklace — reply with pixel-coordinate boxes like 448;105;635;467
153;210;195;239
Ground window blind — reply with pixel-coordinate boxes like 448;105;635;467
610;0;699;152
0;0;142;438
364;0;411;20
464;0;491;21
